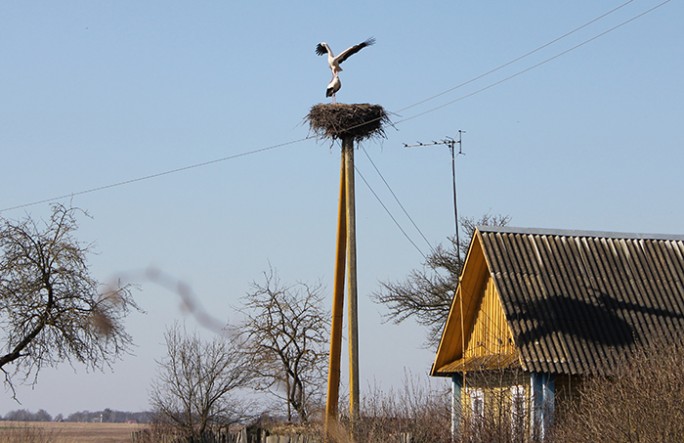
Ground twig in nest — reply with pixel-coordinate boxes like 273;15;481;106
307;103;389;142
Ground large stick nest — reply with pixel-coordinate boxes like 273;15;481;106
307;103;389;142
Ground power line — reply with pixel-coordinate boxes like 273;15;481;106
354;165;427;260
396;0;636;114
331;1;667;257
0;137;310;213
1;0;670;214
396;0;672;125
360;145;435;253
404;131;466;265
382;1;669;255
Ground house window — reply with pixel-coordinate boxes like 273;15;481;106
469;388;484;422
511;385;527;440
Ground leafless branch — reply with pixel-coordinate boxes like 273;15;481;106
0;204;139;398
373;214;510;348
237;267;329;423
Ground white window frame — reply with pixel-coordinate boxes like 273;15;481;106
469;388;484;422
510;384;527;439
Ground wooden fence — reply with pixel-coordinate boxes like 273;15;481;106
131;428;250;443
132;428;414;443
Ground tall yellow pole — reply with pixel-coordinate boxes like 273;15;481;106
343;136;360;426
325;152;347;438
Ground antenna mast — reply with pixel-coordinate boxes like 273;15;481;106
404;130;466;263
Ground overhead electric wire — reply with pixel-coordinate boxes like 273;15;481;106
363;0;668;253
352;0;671;256
0;137;310;213
395;0;636;114
396;0;672;125
354;165;428;260
1;0;670;216
360;146;435;253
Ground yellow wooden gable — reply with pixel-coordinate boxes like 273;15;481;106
431;230;520;376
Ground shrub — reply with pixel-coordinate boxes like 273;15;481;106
552;340;684;443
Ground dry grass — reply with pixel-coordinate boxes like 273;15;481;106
551;340;684;443
0;421;148;443
313;375;452;443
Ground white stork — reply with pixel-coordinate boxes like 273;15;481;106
326;75;341;103
315;37;375;78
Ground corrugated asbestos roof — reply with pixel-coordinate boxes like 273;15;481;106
478;226;684;376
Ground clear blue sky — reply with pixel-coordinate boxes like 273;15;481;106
1;1;682;416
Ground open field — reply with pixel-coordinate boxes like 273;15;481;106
0;421;148;443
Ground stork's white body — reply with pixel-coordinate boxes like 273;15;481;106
326;75;342;103
315;37;374;101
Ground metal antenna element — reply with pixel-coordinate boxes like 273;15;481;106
404;130;466;264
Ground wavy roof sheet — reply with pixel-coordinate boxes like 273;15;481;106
478;226;684;375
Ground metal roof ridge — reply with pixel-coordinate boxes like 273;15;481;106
476;225;684;242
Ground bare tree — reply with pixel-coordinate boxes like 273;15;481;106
0;204;138;397
373;214;510;348
238;268;329;423
149;323;253;439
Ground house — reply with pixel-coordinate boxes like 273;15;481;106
431;226;684;440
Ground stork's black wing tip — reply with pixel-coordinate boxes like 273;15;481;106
364;37;376;46
315;43;326;56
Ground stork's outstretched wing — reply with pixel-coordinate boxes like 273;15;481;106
336;37;375;65
315;43;328;56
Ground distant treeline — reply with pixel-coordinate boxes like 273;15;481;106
1;408;154;423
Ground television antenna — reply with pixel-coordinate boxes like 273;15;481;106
404;130;466;263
